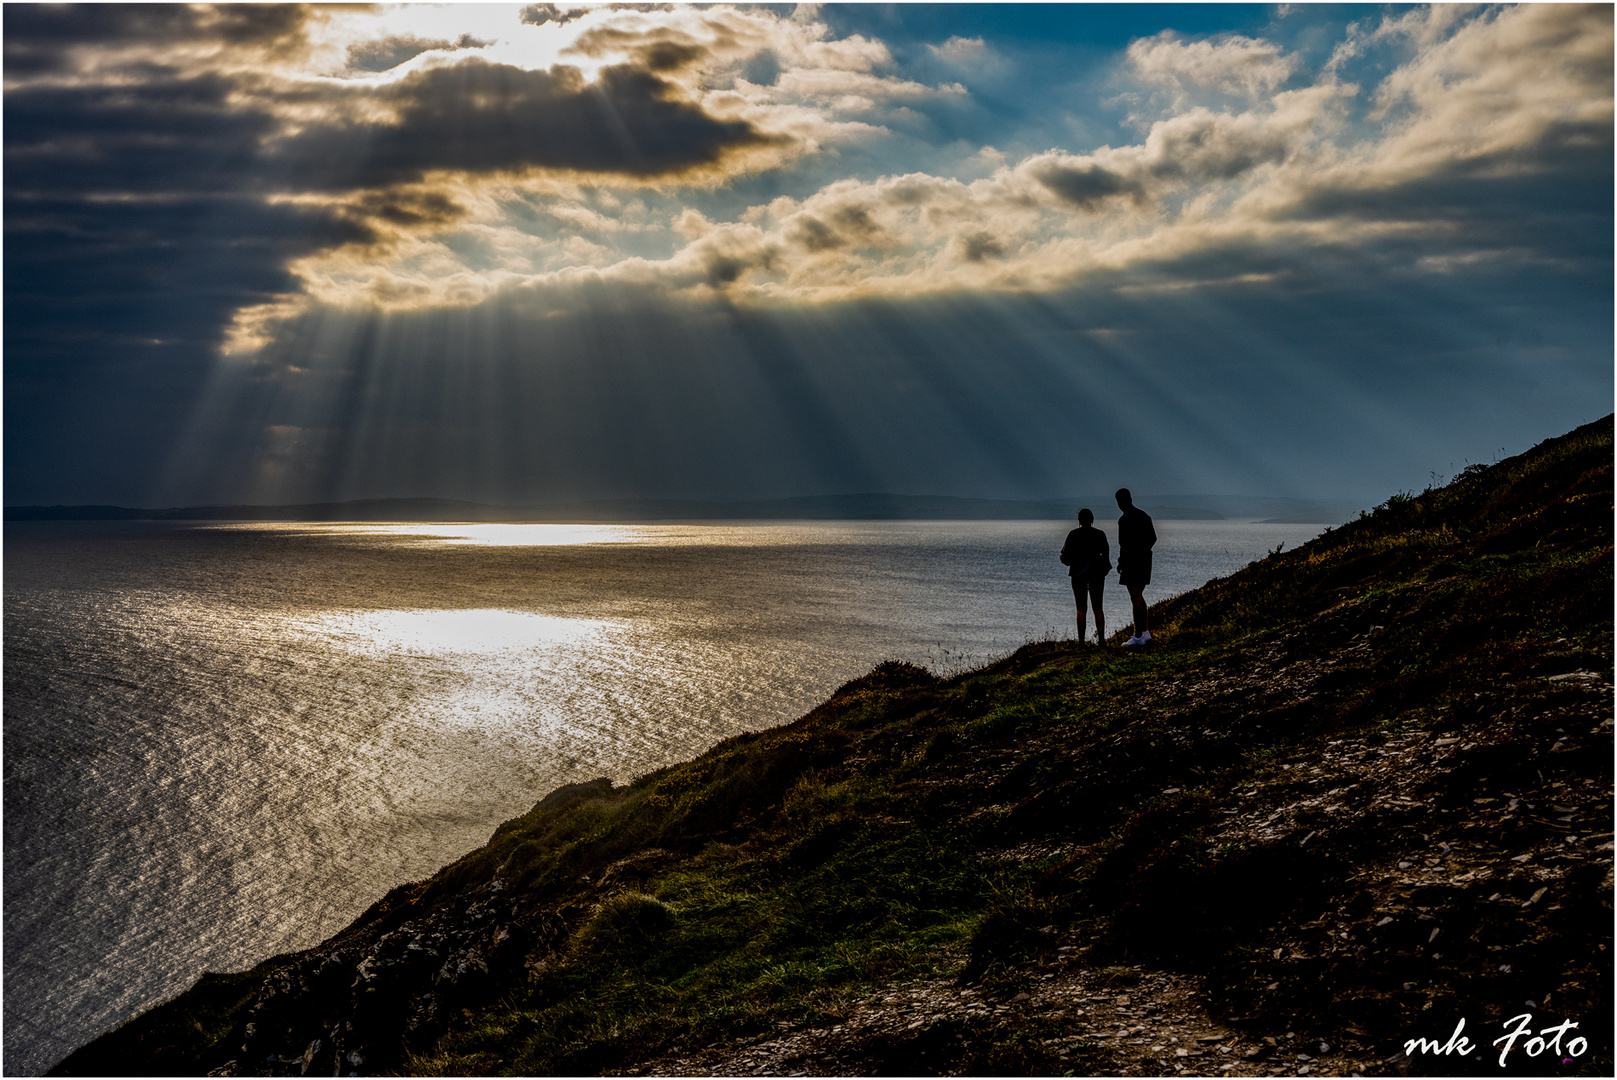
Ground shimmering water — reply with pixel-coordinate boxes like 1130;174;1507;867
3;517;1324;1073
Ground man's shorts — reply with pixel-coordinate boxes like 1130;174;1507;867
1118;551;1152;587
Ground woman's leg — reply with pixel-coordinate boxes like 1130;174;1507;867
1088;578;1105;642
1071;579;1089;641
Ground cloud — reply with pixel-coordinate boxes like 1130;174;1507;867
1127;30;1300;100
1367;3;1613;178
344;33;493;74
1;3;315;77
10;3;969;349
927;35;987;64
234;21;1317;313
272;76;1340;310
771;67;966;109
269;59;787;188
5;4;949;206
7;4;1611;367
520;4;591;29
543;6;1604;305
1259;4;1612;243
1030;157;1148;210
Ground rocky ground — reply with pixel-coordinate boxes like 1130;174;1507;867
635;623;1613;1078
639;964;1370;1077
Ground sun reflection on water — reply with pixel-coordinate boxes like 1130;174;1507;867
303;608;614;655
216;522;641;546
209;520;1000;548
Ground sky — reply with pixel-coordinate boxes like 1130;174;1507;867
4;2;1612;509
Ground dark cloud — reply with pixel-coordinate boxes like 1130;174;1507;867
638;40;709;72
4;72;275;197
343;190;467;229
1027;114;1292;211
1033;160;1145;209
2;4;312;75
1;9;351;501
1280;149;1615;239
520;4;590;28
6;59;778;204
3;193;371;504
5;9;783;198
831;204;884;240
793;216;844;251
787;203;888;254
702;249;774;287
563;22;726;76
1144;114;1290;182
3;17;787;506
270;59;784;187
347;35;456;73
955;230;1004;262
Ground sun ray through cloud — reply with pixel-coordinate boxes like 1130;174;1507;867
7;2;1610;510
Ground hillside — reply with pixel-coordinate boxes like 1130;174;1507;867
53;417;1612;1078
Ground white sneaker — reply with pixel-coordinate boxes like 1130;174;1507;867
1123;635;1143;647
1139;631;1152;644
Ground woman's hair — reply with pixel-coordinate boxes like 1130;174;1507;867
1077;507;1094;525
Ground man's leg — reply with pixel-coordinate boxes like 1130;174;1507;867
1127;583;1149;637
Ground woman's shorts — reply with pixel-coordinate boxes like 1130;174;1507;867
1071;574;1104;603
1117;551;1152;586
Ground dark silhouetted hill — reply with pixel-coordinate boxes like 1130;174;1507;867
51;418;1612;1077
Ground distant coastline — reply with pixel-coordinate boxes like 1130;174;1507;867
4;493;1360;524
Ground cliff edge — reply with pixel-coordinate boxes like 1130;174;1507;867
53;418;1613;1077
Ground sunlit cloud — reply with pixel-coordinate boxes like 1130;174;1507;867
34;1;1599;341
1127;30;1301;101
195;2;1611;339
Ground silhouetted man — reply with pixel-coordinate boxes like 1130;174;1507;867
1115;488;1156;646
1059;507;1110;644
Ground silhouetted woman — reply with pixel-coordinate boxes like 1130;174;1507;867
1059;508;1111;644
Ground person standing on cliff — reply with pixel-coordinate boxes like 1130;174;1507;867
1115;488;1156;647
1059;507;1111;644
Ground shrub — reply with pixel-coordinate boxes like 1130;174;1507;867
574;893;677;961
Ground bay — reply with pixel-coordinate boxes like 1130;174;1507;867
2;517;1325;1073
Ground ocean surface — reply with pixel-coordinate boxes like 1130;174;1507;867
3;517;1325;1074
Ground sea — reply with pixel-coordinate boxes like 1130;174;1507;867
3;517;1326;1074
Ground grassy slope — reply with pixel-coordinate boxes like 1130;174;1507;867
53;417;1612;1077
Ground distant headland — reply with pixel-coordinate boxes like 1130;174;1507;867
4;493;1360;524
